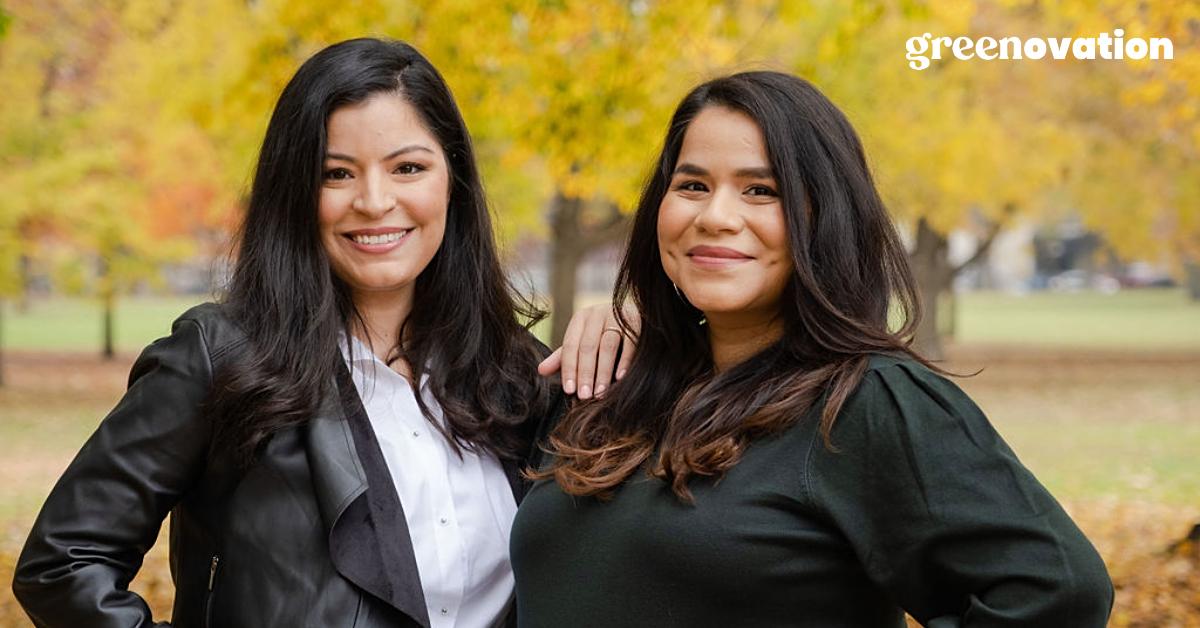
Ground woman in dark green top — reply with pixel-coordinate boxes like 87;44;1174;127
510;72;1113;627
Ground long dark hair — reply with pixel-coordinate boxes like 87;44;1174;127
538;71;934;500
209;38;550;464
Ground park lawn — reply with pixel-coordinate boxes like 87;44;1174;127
950;347;1200;505
955;288;1200;349
3;287;1198;353
2;295;210;353
0;396;108;521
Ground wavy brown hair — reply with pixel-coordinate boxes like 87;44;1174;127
535;71;937;501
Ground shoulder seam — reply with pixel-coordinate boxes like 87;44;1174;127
865;353;910;373
803;368;883;507
177;318;216;390
178;306;249;362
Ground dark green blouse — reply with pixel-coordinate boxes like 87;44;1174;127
510;356;1112;627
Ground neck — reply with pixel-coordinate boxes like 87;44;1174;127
350;288;414;362
705;311;785;372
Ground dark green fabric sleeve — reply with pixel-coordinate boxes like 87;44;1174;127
806;359;1113;627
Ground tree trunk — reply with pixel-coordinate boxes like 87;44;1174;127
909;218;952;360
17;253;32;312
1185;260;1200;301
939;290;958;341
546;192;632;345
0;299;6;388
99;257;116;360
549;193;585;346
102;290;115;360
1167;523;1200;557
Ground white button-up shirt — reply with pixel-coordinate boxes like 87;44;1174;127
341;335;518;628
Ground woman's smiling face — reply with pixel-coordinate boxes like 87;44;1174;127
657;105;792;325
318;92;450;307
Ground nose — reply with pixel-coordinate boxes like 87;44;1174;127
351;173;396;217
693;186;742;234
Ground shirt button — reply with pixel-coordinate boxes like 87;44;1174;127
412;430;420;438
439;517;448;525
440;608;448;615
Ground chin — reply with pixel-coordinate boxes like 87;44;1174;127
351;275;417;293
688;298;756;316
680;286;749;311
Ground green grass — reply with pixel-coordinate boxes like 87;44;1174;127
988;407;1200;504
2;296;209;353
954;288;1200;349
0;400;104;520
3;288;1197;353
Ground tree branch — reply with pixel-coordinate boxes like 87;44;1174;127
579;203;631;251
951;203;1016;276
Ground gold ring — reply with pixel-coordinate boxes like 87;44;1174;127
601;327;622;334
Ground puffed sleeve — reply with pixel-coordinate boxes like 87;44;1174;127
12;314;214;627
807;358;1113;626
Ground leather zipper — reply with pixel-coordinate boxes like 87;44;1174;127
204;554;220;628
208;555;220;590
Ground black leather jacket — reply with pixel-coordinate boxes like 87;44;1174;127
12;303;560;628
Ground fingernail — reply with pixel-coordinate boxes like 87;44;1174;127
595;384;607;398
564;378;575;394
616;369;626;380
579;384;592;399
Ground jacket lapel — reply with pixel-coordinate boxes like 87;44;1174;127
305;359;565;627
306;364;430;628
306;388;366;526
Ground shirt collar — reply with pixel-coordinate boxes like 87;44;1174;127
338;332;432;392
339;332;385;366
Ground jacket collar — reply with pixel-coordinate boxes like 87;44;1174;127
306;362;525;627
306;386;367;527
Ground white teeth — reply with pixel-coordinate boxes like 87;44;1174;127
351;231;409;245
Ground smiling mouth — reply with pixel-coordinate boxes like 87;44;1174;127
686;245;753;265
343;229;412;245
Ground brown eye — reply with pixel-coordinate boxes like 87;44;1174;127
395;163;426;175
675;180;708;193
323;168;353;181
746;184;778;197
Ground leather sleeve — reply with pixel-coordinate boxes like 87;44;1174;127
12;316;214;627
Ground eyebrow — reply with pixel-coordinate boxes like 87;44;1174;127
673;162;775;179
673;163;707;176
325;144;435;163
735;166;775;179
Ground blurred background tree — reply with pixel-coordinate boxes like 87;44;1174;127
1068;1;1200;301
1;2;1198;624
0;0;9;385
0;0;1196;359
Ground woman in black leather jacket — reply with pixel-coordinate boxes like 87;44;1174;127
12;38;615;628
